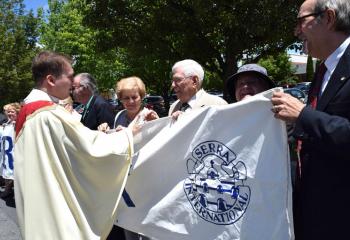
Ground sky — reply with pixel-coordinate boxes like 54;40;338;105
23;0;48;12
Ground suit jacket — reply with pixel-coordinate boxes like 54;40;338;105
81;95;115;130
0;113;7;125
293;43;350;239
168;89;227;115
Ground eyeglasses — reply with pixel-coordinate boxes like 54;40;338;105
71;85;83;90
296;10;326;25
171;76;193;83
121;95;140;102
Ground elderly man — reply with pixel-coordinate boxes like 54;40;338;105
15;51;136;239
72;73;115;130
226;63;275;102
271;0;350;239
169;59;227;116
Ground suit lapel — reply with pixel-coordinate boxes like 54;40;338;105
317;45;350;111
81;95;96;122
171;89;205;114
172;100;182;113
191;89;205;109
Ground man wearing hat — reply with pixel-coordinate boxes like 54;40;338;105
226;63;276;102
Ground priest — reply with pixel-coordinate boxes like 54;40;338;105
14;51;135;240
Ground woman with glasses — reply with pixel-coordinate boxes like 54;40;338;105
99;76;158;134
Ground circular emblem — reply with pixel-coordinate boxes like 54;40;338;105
183;141;251;225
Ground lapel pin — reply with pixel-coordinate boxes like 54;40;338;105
340;77;346;81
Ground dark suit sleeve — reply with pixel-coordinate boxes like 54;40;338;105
95;100;115;129
294;105;350;152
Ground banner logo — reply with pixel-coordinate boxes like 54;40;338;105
184;141;250;225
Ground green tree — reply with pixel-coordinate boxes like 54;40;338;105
258;52;298;87
82;0;303;98
39;0;129;91
0;0;41;107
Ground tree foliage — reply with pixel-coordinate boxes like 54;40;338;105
258;52;298;87
0;0;41;107
0;0;304;106
82;0;303;98
39;0;130;91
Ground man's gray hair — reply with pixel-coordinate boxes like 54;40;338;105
172;59;205;87
77;73;98;94
315;0;350;34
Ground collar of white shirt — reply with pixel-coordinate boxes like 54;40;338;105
321;36;350;94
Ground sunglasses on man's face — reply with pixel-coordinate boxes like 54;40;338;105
296;10;326;26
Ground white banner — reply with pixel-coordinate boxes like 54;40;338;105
117;89;294;240
1;123;15;180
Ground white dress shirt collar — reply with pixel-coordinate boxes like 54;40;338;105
321;36;350;93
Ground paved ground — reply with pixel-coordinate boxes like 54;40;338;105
0;194;125;239
0;195;21;240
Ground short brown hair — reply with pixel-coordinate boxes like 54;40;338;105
32;51;72;85
116;76;146;99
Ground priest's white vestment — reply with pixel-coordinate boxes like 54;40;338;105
14;90;133;240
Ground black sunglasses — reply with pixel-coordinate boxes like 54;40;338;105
297;10;326;25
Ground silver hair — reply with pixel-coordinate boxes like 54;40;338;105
315;0;350;34
172;59;204;87
77;73;98;94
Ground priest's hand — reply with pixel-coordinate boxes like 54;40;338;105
97;122;110;133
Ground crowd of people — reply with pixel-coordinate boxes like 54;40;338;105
1;0;349;239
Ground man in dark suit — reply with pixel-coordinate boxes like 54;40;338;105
72;73;115;130
271;0;350;239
